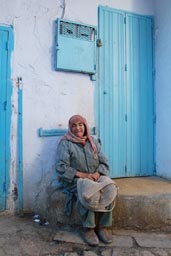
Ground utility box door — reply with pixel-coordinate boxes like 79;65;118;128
56;19;97;74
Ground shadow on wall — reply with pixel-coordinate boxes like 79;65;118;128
51;20;58;71
27;136;62;217
130;0;154;13
40;17;61;72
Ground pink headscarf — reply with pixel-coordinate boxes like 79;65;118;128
62;115;98;159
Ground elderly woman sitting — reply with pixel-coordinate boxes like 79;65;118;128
56;115;116;246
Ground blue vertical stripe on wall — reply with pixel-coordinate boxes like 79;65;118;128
97;6;154;178
0;30;8;211
126;14;154;176
98;6;126;177
0;26;13;211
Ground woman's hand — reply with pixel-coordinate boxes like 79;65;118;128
88;172;100;181
76;171;100;181
75;171;88;179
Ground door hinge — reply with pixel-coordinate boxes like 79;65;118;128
125;64;127;71
3;182;6;192
152;69;156;79
125;114;127;122
6;41;9;51
4;101;7;111
154;162;156;174
125;165;127;175
153;114;156;123
124;17;126;24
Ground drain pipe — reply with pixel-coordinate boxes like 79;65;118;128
17;77;23;215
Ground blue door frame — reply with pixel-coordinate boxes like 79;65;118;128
0;26;13;211
97;6;155;178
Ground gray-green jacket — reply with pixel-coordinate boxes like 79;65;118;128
56;136;110;186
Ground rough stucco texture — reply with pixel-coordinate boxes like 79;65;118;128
0;0;154;213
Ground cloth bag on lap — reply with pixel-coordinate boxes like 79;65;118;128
77;176;118;212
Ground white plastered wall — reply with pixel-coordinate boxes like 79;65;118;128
154;0;171;180
0;0;154;213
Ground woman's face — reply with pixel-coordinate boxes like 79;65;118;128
71;121;85;138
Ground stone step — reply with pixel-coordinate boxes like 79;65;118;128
47;176;171;231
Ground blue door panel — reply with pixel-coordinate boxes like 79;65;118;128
126;14;154;176
0;30;8;211
98;7;126;177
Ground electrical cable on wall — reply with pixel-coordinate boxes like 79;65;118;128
60;0;66;19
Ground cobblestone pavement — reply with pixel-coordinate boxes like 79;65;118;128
0;213;171;256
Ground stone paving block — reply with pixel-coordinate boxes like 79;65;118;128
53;231;134;248
109;235;134;248
112;248;140;256
140;251;155;256
134;233;171;248
112;229;143;236
152;248;169;256
83;251;98;256
111;248;171;256
101;249;112;256
64;253;79;256
53;231;85;245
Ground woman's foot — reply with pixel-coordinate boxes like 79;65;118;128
82;228;99;246
96;227;112;244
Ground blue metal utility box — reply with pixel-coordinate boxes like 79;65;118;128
56;19;97;74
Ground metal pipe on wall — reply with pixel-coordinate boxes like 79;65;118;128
17;77;23;215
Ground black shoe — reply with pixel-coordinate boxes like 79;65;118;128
82;228;99;246
96;228;112;244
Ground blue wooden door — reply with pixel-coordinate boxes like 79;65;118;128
125;13;154;176
0;27;13;211
97;6;155;178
